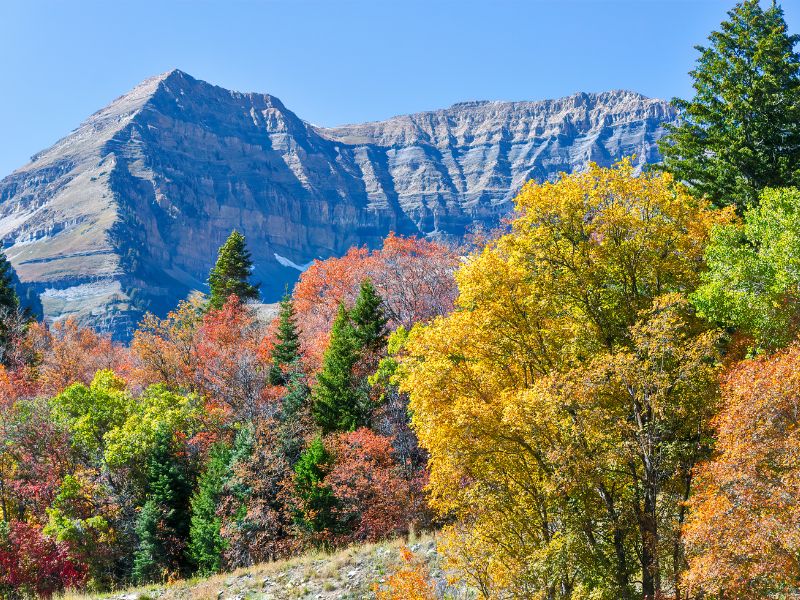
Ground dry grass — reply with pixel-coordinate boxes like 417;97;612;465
59;534;467;600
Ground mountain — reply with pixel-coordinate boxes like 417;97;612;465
0;70;676;339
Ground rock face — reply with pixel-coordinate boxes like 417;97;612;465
0;70;676;338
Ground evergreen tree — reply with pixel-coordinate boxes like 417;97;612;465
132;427;192;583
278;370;312;466
311;304;369;433
0;251;21;363
187;443;232;576
293;437;336;535
0;251;19;315
132;499;162;584
269;293;301;386
659;0;800;212
350;278;388;353
207;230;260;310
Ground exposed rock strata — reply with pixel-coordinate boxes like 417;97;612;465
0;70;676;338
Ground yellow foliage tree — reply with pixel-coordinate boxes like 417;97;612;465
400;161;729;598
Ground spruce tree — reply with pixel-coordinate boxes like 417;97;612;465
0;251;20;363
132;427;192;583
207;230;260;310
311;304;369;433
350;278;388;353
659;0;800;212
277;370;311;466
0;251;19;315
187;443;232;576
269;292;301;386
293;437;336;534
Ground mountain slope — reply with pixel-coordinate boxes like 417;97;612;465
0;70;676;338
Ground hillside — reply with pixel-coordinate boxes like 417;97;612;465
0;70;675;338
64;536;472;600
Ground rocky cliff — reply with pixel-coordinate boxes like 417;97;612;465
0;70;676;338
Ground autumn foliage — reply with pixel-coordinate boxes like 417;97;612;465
293;234;459;370
374;546;437;600
684;343;800;597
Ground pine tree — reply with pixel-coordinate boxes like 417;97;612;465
350;278;388;353
132;427;192;583
207;230;260;310
311;304;369;433
188;443;232;576
269;292;301;386
659;0;800;212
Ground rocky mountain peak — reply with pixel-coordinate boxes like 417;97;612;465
0;71;676;339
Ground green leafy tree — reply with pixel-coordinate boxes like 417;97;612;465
660;0;800;212
311;304;369;433
350;278;388;353
692;186;800;350
208;230;260;310
43;473;119;590
188;443;232;576
293;437;336;535
132;427;192;583
269;293;301;385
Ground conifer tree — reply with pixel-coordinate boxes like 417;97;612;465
0;251;21;363
0;251;19;315
311;304;369;433
660;0;800;212
278;371;311;465
188;443;232;576
293;437;336;535
350;278;388;353
132;428;192;583
207;230;260;310
269;293;301;386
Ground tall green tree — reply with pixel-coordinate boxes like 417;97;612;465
132;427;192;583
311;304;369;433
187;443;232;576
350;278;388;353
269;293;301;386
660;0;800;212
207;230;260;310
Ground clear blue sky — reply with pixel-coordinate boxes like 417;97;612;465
1;0;798;178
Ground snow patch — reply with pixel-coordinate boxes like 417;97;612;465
274;253;314;272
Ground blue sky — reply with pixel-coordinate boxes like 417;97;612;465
1;0;798;178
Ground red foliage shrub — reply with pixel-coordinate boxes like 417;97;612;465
326;428;417;544
0;521;86;597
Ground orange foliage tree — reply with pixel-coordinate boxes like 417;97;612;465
13;319;130;398
684;343;800;598
293;234;459;370
374;546;437;600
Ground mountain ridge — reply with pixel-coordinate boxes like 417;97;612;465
0;70;676;338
